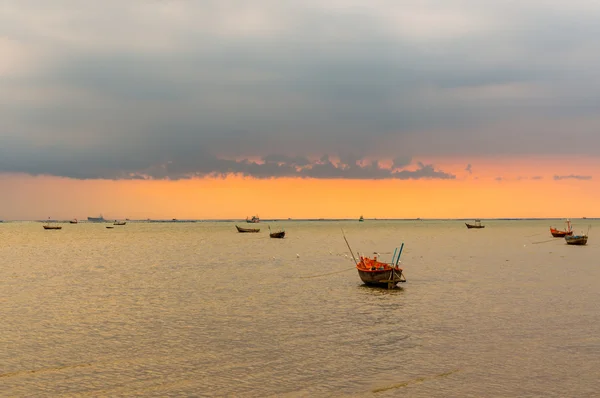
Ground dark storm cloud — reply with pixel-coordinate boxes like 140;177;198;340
0;143;454;180
2;1;600;179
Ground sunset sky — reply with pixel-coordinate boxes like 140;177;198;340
2;1;600;220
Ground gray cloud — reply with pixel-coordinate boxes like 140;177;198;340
553;175;593;181
0;143;454;180
2;1;600;179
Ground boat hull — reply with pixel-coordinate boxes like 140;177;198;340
43;225;62;230
565;236;587;245
357;269;405;287
466;223;485;229
236;225;260;233
269;231;285;239
550;229;573;237
356;257;406;288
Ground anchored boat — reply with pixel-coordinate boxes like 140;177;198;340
342;230;406;289
246;215;260;223
43;218;62;230
550;219;573;237
268;225;285;238
565;225;590;245
565;234;588;245
465;219;485;229
236;225;260;233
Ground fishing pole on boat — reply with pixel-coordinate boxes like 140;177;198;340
395;243;405;266
341;228;358;265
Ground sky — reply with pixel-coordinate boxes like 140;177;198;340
1;0;600;219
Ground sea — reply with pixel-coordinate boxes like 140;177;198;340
1;219;599;397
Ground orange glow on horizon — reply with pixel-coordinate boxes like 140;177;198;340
1;157;599;221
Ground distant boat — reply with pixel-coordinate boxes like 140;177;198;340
236;225;260;233
359;215;364;222
43;218;62;230
106;226;114;229
268;226;285;239
550;219;573;237
246;215;260;223
113;220;126;226
69;218;78;224
88;214;105;222
465;219;485;229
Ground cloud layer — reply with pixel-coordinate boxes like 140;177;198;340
2;1;600;179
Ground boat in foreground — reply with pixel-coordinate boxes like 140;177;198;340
565;234;588;245
356;255;406;288
342;231;406;289
550;219;573;237
465;219;485;229
236;225;260;233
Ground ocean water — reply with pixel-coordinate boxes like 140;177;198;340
1;220;599;397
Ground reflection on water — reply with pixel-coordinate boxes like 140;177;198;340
1;220;599;397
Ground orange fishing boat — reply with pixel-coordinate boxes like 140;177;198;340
356;255;406;288
342;230;406;289
550;219;573;237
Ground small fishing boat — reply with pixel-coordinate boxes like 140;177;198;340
465;219;485;229
565;234;588;245
359;215;364;222
550;219;573;237
236;225;260;233
69;218;78;224
268;226;285;239
342;230;406;289
356;255;406;288
43;218;62;230
114;220;126;226
565;225;590;245
246;215;260;223
106;226;114;229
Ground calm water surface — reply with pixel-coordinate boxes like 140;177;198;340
1;220;599;397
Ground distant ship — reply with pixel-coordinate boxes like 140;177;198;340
246;215;260;223
87;214;105;222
